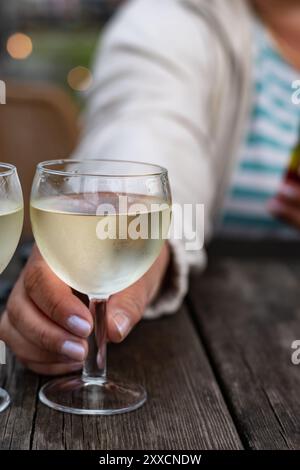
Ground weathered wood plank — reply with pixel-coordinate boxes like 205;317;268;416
0;353;40;450
31;306;242;450
0;252;39;450
189;254;300;450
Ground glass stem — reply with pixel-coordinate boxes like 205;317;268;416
82;298;108;383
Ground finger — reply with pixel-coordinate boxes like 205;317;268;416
7;278;88;362
268;198;300;227
277;183;300;208
1;312;78;364
24;253;93;338
23;360;83;376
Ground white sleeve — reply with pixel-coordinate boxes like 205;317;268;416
73;0;216;317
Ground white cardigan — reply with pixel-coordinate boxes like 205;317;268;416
73;0;254;317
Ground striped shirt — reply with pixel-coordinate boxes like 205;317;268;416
217;18;300;239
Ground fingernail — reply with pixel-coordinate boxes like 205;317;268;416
67;315;91;337
61;341;86;361
279;185;297;199
112;312;131;339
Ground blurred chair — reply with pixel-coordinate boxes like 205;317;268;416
0;81;79;238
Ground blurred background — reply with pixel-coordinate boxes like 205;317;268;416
0;0;124;104
0;0;124;239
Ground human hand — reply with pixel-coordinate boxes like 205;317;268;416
0;244;170;375
268;182;300;229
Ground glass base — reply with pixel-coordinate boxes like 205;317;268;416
0;387;10;413
39;375;147;415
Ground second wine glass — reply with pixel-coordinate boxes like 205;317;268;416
0;163;24;412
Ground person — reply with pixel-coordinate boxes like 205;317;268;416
1;0;300;375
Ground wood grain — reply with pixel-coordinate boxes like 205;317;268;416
0;355;40;450
188;254;300;449
30;306;242;450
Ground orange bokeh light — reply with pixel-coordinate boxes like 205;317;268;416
7;33;33;60
67;66;93;91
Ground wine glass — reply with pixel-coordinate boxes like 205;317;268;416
30;159;172;415
0;163;24;412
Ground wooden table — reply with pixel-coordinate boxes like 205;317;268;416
1;242;300;450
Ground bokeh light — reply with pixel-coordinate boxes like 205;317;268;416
7;33;33;60
67;66;93;91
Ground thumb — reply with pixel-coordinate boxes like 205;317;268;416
106;277;148;343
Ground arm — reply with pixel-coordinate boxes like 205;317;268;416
74;0;216;316
0;0;217;374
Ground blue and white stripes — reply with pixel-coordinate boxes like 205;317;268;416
218;19;300;239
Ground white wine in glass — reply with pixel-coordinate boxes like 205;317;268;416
0;164;24;412
31;194;171;297
30;160;172;415
0;201;24;275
